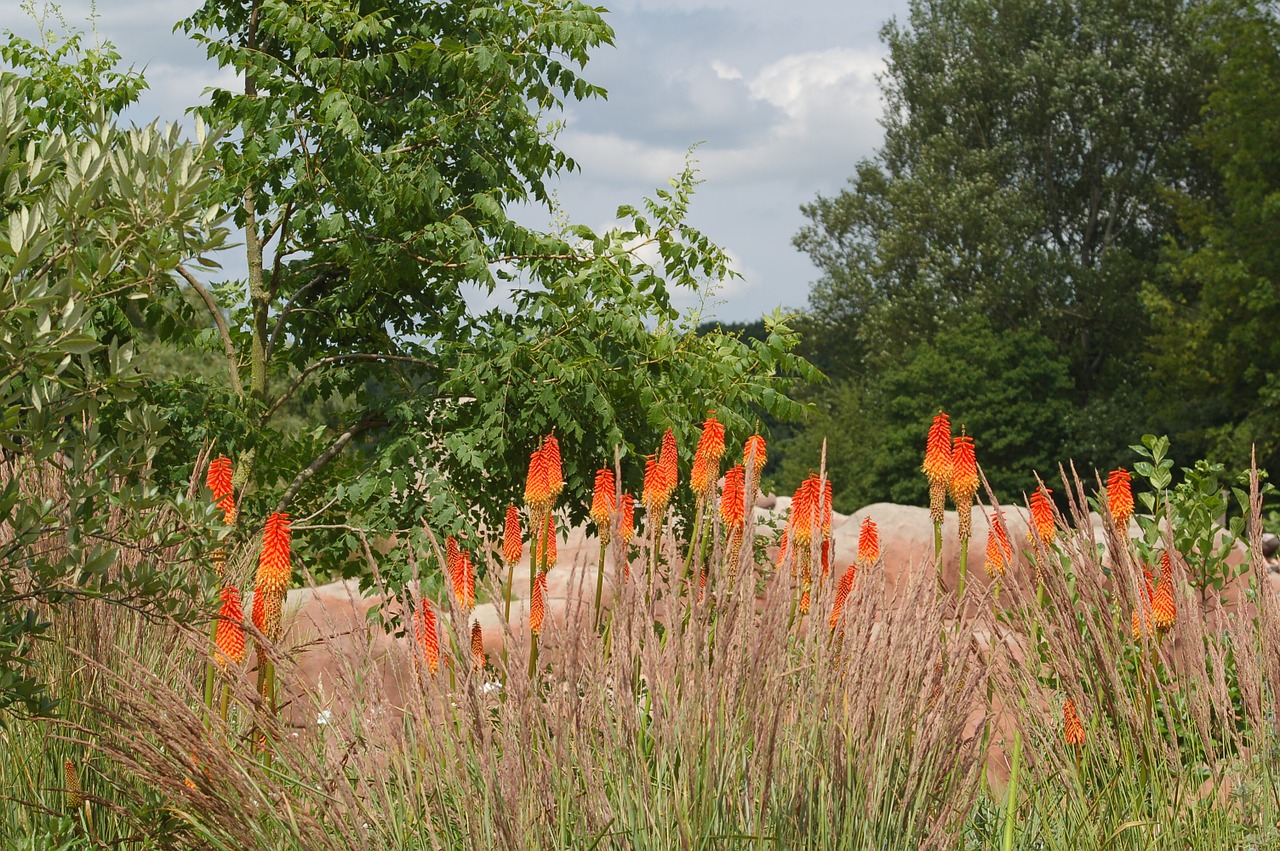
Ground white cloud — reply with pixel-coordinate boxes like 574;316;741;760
711;60;743;81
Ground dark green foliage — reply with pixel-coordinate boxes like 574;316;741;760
1145;1;1280;475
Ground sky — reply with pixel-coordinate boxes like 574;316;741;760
3;0;908;322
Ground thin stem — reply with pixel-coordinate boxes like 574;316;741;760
593;538;607;630
958;536;969;598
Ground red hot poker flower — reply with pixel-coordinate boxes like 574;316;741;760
1152;551;1176;633
450;548;476;612
415;597;440;675
743;434;767;493
1029;485;1056;545
829;564;857;631
619;494;636;545
720;465;746;528
591;469;616;542
530;572;548;635
1106;468;1134;527
790;474;821;547
542;435;564;502
821;479;834;542
255;513;292;596
658;429;679;503
214;585;246;669
923;410;953;525
690;413;726;499
207;456;233;501
1063;699;1085;747
503;505;522;566
985;512;1013;579
858;517;880;565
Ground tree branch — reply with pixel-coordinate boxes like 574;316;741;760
176;264;244;399
266;271;328;361
274;413;384;514
263;353;435;420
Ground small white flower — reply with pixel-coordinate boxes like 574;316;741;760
316;709;332;726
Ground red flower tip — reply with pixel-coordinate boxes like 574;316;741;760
206;456;233;501
950;434;978;503
690;413;726;498
1029;485;1056;545
254;513;292;596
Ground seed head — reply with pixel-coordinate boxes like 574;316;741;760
64;760;83;810
470;622;485;671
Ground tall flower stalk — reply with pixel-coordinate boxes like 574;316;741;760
682;414;724;587
523;435;563;677
923;411;953;561
253;512;292;739
590;468;616;628
950;431;978;596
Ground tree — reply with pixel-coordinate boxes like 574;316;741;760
776;318;1074;510
1145;0;1280;475
0;47;229;715
788;0;1223;499
166;0;811;585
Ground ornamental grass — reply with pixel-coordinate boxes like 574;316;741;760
4;425;1279;851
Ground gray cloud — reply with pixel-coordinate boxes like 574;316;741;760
4;0;909;322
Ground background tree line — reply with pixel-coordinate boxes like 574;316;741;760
770;0;1280;512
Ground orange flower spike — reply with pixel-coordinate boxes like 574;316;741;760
1152;551;1176;633
542;514;558;569
591;469;616;541
690;413;726;498
206;456;233;501
984;512;1012;578
1029;485;1056;545
1132;569;1155;639
790;475;819;547
923;410;953;525
858;517;880;565
658;428;679;502
255;513;292;596
821;479;834;542
450;549;476;612
214;585;246;668
743;434;767;477
503;505;522;565
445;536;459;569
720;464;746;528
523;446;549;511
415;598;440;674
830;565;857;630
820;539;831;580
542;435;564;504
642;455;663;515
1063;699;1085;747
530;573;548;635
951;434;979;541
250;587;267;636
1106;468;1135;527
619;494;636;545
470;622;485;671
